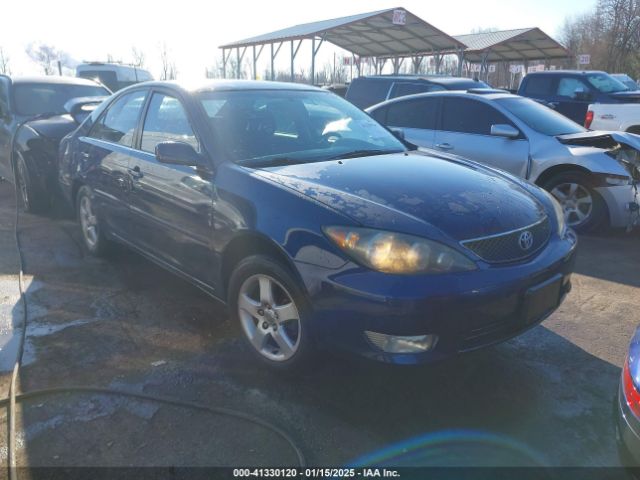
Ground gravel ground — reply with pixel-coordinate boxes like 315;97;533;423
0;179;638;474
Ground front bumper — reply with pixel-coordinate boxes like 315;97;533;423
596;183;640;229
297;234;577;364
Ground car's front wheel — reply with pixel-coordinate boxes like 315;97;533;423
76;185;110;256
543;171;607;233
228;255;315;371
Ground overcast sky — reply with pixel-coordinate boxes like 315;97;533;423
1;0;596;79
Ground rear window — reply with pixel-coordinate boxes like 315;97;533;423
78;71;119;92
521;75;554;96
12;83;109;116
346;78;391;109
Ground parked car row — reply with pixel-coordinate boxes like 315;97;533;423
366;89;640;232
1;71;638;468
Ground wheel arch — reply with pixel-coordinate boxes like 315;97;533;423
220;232;304;300
534;164;593;188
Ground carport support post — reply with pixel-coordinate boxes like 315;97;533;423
457;49;464;76
221;48;228;79
253;46;257;80
309;35;324;86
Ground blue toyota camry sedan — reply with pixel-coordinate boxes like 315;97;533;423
58;80;577;370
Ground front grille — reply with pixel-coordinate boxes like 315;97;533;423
460;217;551;264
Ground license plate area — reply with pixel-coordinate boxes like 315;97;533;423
522;274;563;324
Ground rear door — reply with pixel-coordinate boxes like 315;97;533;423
80;89;148;238
127;89;215;286
433;96;530;177
380;96;440;148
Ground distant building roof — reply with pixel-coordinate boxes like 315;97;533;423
454;28;570;62
220;8;465;57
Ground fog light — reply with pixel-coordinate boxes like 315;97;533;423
364;331;438;353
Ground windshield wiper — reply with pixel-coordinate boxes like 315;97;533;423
238;156;307;167
327;149;402;161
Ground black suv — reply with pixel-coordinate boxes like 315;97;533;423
0;75;109;212
345;75;489;109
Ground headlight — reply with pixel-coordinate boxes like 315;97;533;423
541;189;567;235
323;226;477;275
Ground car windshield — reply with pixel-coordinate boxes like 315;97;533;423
13;83;109;116
496;96;587;136
198;89;406;166
586;73;630;93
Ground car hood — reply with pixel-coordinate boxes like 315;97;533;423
556;130;640;178
24;114;78;142
255;152;546;241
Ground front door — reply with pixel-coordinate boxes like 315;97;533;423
433;97;530;177
127;91;215;287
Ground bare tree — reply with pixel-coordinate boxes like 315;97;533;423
131;47;146;67
560;0;640;75
159;43;178;80
0;47;10;75
26;43;71;75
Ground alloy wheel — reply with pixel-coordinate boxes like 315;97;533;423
237;274;301;362
79;195;99;248
550;182;593;228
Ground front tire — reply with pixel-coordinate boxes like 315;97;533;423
76;185;110;256
542;171;607;233
14;152;46;213
228;255;315;371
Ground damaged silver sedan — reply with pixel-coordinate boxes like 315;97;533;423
367;91;640;232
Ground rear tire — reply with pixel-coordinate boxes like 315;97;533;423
76;185;111;256
227;255;316;372
542;171;607;233
14;152;47;213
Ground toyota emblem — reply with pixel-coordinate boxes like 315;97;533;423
519;231;534;251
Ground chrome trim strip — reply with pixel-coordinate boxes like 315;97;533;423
459;216;548;245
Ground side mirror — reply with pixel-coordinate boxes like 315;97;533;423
0;102;9;121
490;124;520;139
155;141;203;166
573;88;591;101
390;128;405;141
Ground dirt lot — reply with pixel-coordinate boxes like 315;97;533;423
0;179;638;473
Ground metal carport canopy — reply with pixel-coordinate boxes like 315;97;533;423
219;7;465;58
453;28;570;62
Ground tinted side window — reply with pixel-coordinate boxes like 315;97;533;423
386;98;438;129
556;77;589;98
141;93;198;153
346;79;392;108
90;91;147;146
522;75;554;96
389;82;445;99
441;98;513;136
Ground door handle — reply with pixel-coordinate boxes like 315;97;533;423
128;165;143;180
436;143;453;150
80;151;90;159
547;102;559;109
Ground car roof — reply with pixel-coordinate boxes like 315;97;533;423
9;76;105;86
365;89;518;110
524;70;607;76
123;79;325;94
355;74;483;85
